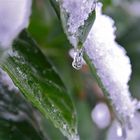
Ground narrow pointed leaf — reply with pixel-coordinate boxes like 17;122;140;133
0;120;43;140
59;3;95;46
77;11;96;44
0;31;77;139
0;76;45;140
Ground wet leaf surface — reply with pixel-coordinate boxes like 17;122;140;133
0;31;77;139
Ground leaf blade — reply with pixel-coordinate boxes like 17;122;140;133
0;31;77;139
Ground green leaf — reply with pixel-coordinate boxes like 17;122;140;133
48;0;60;19
47;0;96;48
77;11;96;44
0;81;33;123
59;2;95;47
39;115;66;140
0;31;77;139
0;120;43;140
100;0;112;8
0;76;46;140
76;101;98;140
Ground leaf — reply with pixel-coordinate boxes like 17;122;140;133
0;77;45;140
59;2;95;47
83;53;109;98
100;0;112;8
0;79;34;123
77;10;96;44
39;115;66;140
76;101;98;140
47;0;96;47
0;120;43;140
0;31;77;139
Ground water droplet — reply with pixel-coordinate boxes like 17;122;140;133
116;125;123;137
116;123;127;139
72;48;84;70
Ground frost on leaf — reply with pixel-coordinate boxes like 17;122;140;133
60;0;96;47
0;0;32;49
107;113;140;140
84;2;139;137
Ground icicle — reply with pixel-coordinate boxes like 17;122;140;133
72;48;84;70
107;113;140;140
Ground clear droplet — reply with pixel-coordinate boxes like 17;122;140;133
72;48;84;70
116;125;123;137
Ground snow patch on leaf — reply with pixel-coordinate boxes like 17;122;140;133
62;0;95;35
84;2;138;134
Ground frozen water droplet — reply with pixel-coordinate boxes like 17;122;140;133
116;123;127;138
107;112;140;140
72;48;84;70
116;125;123;137
126;116;133;130
107;121;126;140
